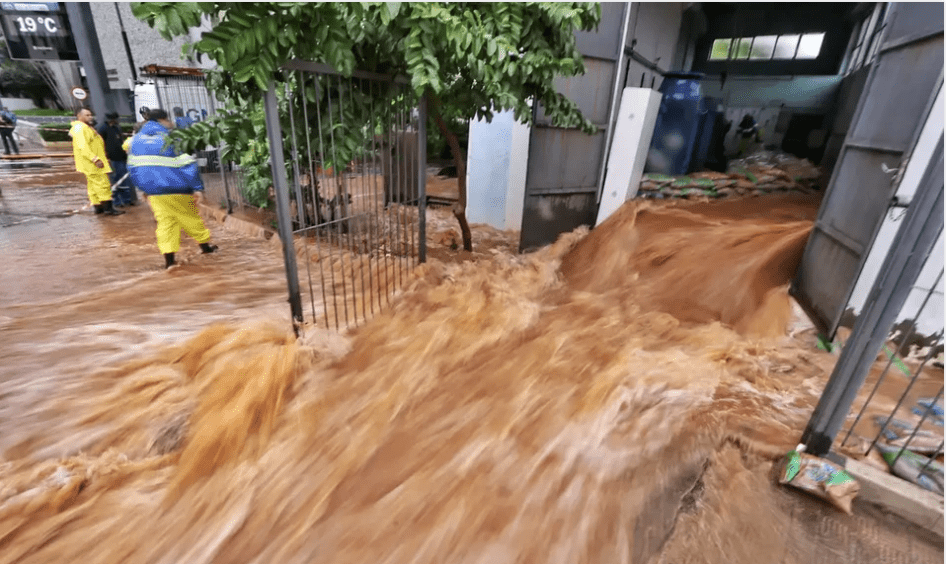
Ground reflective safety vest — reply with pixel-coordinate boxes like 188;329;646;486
127;120;204;195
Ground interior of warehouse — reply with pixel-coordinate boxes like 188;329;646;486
466;1;942;340
627;1;887;181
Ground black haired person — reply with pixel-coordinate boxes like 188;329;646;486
127;109;217;269
96;112;137;207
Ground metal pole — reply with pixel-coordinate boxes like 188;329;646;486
918;441;945;477
205;82;232;212
264;82;304;332
841;269;945;448
801;134;945;456
113;2;137;83
65;2;117;119
596;2;631;206
417;94;427;263
152;78;165;113
219;144;233;214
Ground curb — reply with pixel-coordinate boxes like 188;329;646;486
832;453;944;538
0;152;75;160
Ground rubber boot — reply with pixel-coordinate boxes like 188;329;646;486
93;203;104;214
103;200;125;216
164;253;176;269
200;242;218;254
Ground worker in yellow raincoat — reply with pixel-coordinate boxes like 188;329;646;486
70;107;124;216
128;109;217;269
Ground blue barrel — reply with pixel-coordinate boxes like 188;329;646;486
691;96;720;173
645;72;705;176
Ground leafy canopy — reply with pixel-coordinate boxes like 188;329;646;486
131;3;600;207
132;2;599;126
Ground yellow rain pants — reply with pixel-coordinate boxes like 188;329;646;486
85;173;113;205
148;193;211;254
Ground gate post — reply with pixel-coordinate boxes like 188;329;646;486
264;82;305;331
801;135;945;456
417;95;427;263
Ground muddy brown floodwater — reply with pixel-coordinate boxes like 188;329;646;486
0;163;941;564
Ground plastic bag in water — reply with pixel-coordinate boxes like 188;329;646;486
779;450;860;514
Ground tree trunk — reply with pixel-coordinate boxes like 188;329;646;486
426;92;473;252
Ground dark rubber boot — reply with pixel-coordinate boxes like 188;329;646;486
103;200;125;216
164;253;176;269
93;203;105;214
199;243;218;254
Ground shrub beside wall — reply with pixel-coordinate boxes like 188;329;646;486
38;124;136;142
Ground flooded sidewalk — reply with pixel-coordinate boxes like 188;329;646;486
0;164;941;564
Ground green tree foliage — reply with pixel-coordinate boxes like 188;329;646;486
131;2;600;247
0;60;54;105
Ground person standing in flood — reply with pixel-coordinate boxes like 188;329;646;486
0;107;19;156
71;107;124;216
128;109;217;269
96;112;138;207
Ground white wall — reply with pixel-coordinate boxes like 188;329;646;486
505;118;529;231
0;98;36;111
466;110;529;231
848;82;944;337
597;87;662;225
701;76;843;110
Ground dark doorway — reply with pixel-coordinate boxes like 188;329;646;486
781;113;826;164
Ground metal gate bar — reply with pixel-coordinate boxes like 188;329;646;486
263;81;304;328
886;386;943;468
840;268;945;451
801;135;945;457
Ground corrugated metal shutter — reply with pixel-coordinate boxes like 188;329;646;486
791;2;944;338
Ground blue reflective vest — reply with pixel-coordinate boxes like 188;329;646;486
128;121;204;195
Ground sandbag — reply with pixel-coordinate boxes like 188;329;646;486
876;444;944;495
779;450;860;514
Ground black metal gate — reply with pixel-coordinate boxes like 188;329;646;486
264;62;427;332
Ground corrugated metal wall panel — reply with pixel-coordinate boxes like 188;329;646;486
518;2;627;253
790;3;944;338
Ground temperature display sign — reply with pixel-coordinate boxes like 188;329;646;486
12;13;61;34
0;2;77;60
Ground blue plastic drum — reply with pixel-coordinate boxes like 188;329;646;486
645;72;705;176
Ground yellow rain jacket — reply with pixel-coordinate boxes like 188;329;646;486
70;120;112;175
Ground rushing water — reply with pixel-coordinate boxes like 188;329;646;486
0;166;940;564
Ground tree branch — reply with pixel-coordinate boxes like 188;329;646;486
426;90;473;252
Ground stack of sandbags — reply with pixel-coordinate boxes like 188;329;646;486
637;150;825;200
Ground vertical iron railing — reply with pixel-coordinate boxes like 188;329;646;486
836;269;945;494
801;134;944;495
265;61;427;332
